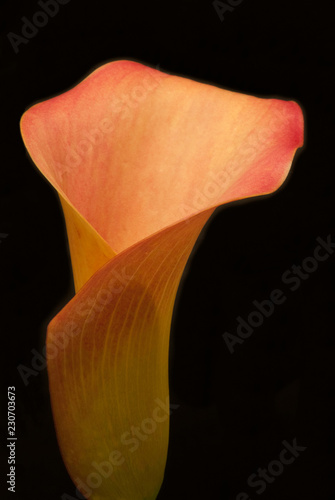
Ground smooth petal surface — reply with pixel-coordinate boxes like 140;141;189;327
20;60;303;290
20;60;304;500
47;208;214;500
59;198;115;291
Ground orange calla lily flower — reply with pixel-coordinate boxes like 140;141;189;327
20;60;303;500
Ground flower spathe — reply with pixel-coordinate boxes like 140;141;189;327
20;60;304;500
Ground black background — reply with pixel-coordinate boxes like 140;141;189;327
1;0;334;499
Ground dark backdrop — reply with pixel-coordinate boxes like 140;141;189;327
1;0;334;499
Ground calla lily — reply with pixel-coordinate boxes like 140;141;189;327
20;60;303;500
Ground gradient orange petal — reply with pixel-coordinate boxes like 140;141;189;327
47;208;214;500
20;60;303;290
20;60;304;500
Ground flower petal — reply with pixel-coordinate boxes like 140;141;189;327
20;61;304;500
47;208;214;500
20;60;303;290
59;197;115;291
